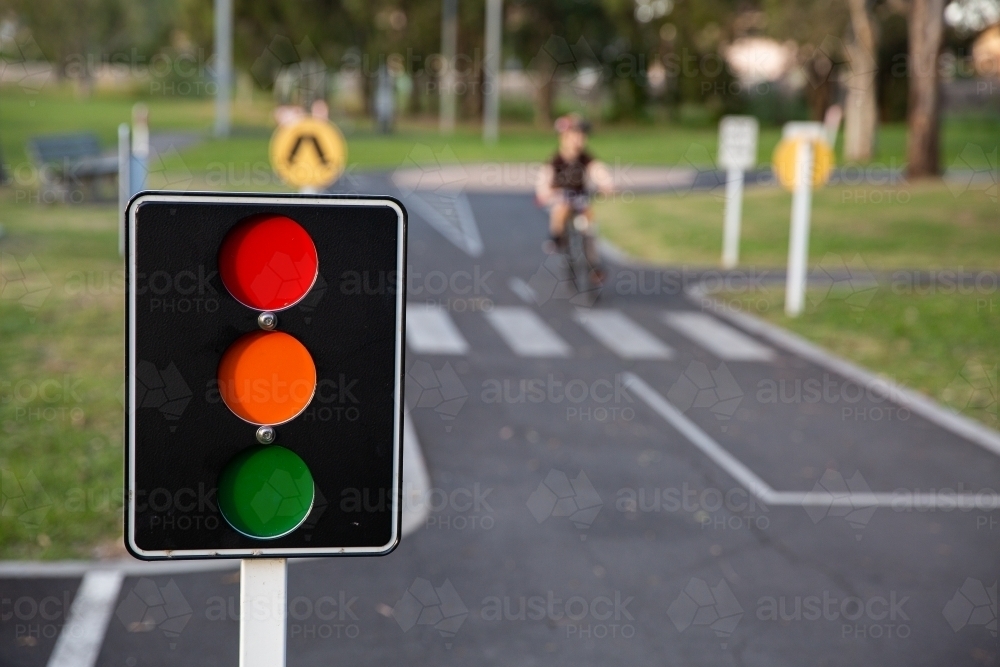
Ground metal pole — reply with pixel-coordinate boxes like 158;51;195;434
721;167;743;269
118;123;130;258
240;558;287;667
214;0;233;137
439;0;458;135
482;0;502;143
130;103;149;198
785;141;814;317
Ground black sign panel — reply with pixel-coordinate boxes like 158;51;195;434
125;192;406;559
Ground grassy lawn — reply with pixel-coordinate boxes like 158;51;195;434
0;194;123;559
597;181;1000;269
3;84;999;176
598;181;999;429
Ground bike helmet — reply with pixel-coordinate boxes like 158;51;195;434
554;113;591;135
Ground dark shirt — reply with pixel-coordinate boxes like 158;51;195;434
550;151;593;194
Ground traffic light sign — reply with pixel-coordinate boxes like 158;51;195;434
125;192;406;558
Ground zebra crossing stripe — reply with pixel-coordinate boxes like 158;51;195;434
484;306;571;357
574;309;673;359
406;303;469;355
663;311;775;361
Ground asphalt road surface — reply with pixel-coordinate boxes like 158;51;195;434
2;174;999;667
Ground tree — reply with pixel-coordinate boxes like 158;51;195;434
762;0;849;120
4;0;175;83
506;0;609;126
906;0;945;177
843;0;879;162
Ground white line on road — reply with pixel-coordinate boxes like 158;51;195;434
623;372;1000;509
485;306;571;357
401;410;432;537
406;303;469;355
397;190;484;257
624;372;771;499
508;277;538;304
46;570;125;667
663;311;775;361
574;309;673;359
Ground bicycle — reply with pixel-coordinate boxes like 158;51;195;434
556;194;603;306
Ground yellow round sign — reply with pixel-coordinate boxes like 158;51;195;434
269;117;347;190
772;138;834;191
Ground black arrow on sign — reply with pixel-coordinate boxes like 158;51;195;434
287;134;329;165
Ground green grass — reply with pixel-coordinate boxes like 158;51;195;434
599;181;999;430
713;286;1000;430
0;195;124;559
3;84;999;178
597;182;1000;270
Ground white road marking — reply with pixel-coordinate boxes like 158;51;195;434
663;311;775;361
623;372;1000;509
398;190;484;257
47;570;125;667
485;307;571;357
624;372;771;499
508;277;538;304
406;303;469;355
574;309;673;359
401;410;432;537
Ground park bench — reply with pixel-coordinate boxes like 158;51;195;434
27;133;119;203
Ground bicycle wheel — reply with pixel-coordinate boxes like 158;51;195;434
563;221;598;305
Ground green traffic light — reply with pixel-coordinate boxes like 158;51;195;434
218;445;315;540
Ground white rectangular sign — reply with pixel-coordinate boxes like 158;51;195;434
717;115;759;171
782;121;826;141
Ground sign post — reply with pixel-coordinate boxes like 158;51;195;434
717;116;758;269
771;122;834;317
482;0;503;144
117;123;129;257
125;192;406;666
240;558;287;667
785;139;814;317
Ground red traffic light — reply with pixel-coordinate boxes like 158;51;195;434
218;214;319;311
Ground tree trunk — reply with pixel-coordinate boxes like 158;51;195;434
533;76;554;128
409;71;423;116
804;62;833;122
906;0;945;178
843;0;879;162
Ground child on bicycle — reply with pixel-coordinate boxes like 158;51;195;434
535;113;614;285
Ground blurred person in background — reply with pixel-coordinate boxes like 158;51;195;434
535;113;614;286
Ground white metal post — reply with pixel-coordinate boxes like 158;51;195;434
721;167;743;269
482;0;502;143
785;141;814;317
240;558;287;667
439;0;458;134
130;104;149;198
117;123;130;258
214;0;233;137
